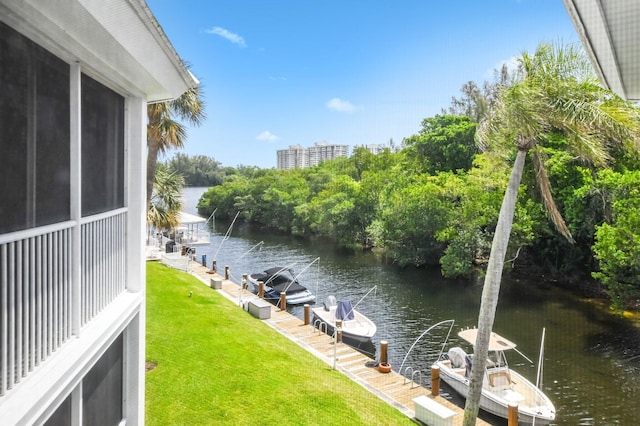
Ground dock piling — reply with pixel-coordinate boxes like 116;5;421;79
225;265;230;280
279;292;286;310
380;340;388;364
242;273;248;290
508;402;518;425
431;365;440;396
211;260;217;273
336;320;342;342
258;281;264;298
303;304;310;325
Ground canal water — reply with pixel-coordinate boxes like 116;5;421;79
181;187;640;425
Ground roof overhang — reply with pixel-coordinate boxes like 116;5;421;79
563;0;640;101
0;0;197;102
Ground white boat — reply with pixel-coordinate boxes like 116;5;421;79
434;328;555;425
312;296;376;343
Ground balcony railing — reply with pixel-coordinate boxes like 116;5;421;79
81;210;127;325
0;210;127;396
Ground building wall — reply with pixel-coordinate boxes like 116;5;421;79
0;19;147;426
277;142;349;169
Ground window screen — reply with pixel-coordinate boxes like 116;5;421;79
0;21;70;233
82;334;123;426
81;74;124;217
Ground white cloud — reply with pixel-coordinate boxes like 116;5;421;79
256;130;279;142
325;97;360;113
486;56;519;79
206;26;247;48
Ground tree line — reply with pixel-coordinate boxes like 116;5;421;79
196;49;640;313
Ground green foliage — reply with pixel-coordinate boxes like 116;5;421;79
436;153;535;278
165;153;228;187
404;115;478;174
147;163;184;230
592;170;640;309
374;173;453;266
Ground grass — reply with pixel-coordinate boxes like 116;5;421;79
145;262;414;425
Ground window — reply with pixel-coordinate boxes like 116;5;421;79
82;334;123;426
0;21;70;234
81;74;125;216
43;394;72;426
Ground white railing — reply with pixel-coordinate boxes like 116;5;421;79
80;210;127;326
1;224;73;396
0;210;127;396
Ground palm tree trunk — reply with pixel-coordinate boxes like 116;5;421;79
462;148;527;425
146;141;160;212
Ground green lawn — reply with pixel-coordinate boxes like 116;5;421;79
145;262;414;425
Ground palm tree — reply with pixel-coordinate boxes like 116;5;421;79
147;84;205;210
463;42;640;425
147;163;185;232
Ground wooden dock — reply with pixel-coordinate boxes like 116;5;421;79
188;262;490;425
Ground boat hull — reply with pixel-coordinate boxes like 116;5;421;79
247;277;316;305
435;361;555;425
311;307;376;343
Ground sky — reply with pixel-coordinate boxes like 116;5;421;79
146;0;581;169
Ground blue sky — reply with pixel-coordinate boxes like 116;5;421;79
146;0;580;169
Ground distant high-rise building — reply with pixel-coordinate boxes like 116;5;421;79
277;141;349;169
277;144;308;169
307;141;349;167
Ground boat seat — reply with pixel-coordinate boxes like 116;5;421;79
488;370;512;391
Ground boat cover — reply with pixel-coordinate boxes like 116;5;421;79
251;267;308;294
270;280;307;294
336;301;355;321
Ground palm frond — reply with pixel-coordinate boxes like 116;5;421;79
532;149;575;243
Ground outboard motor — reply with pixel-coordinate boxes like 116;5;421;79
323;295;337;311
447;347;467;369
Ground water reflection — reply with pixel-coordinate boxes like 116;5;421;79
181;188;640;425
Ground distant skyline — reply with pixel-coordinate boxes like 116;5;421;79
146;0;580;169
